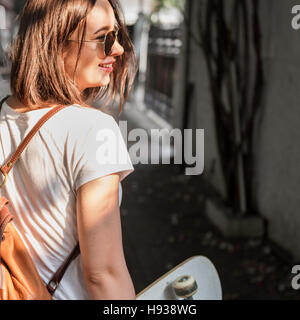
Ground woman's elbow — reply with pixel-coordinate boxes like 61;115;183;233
83;267;136;300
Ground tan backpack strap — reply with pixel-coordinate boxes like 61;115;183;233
0;96;81;295
47;242;80;295
0;96;69;176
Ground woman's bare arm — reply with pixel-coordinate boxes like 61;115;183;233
76;173;136;300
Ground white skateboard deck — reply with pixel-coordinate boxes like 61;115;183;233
136;256;222;300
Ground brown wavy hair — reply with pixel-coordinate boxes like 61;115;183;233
9;0;137;113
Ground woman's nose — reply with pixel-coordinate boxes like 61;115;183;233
110;40;124;57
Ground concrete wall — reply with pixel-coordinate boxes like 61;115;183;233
253;0;300;260
172;0;227;199
173;0;300;260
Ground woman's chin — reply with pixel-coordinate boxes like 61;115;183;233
83;75;110;89
97;75;110;87
86;80;109;89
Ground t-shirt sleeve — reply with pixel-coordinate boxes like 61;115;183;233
71;113;134;193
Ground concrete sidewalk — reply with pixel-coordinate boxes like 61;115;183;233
118;106;299;300
120;163;298;300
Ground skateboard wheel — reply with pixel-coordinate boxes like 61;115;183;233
172;275;198;298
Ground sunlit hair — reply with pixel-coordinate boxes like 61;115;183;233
9;0;137;112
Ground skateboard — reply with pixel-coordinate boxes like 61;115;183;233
136;256;222;300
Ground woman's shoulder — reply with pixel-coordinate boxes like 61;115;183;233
49;104;116;132
61;104;113;121
35;104;118;147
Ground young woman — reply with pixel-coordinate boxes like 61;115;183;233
0;0;137;299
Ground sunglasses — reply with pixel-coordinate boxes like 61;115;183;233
67;28;121;56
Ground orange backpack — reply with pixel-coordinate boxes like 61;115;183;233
0;96;80;299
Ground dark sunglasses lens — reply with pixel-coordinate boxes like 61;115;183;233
105;31;116;56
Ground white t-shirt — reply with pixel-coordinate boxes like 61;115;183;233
0;100;134;300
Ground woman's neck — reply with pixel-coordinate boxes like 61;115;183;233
6;95;32;113
5;95;57;113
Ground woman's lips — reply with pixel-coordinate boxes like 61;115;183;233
99;63;113;73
